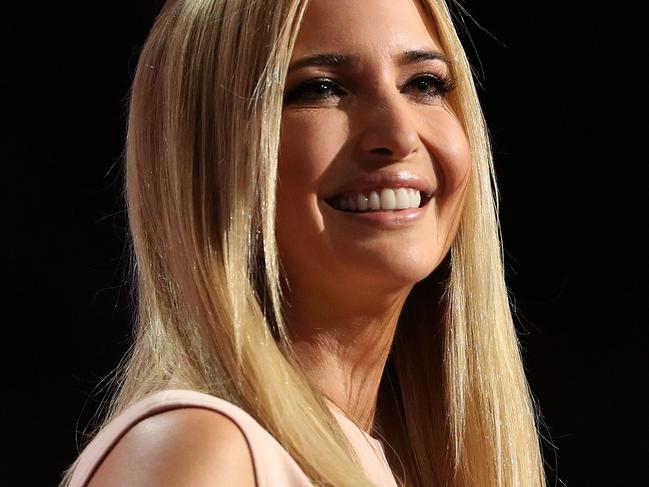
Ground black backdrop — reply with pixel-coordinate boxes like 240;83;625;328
6;1;646;485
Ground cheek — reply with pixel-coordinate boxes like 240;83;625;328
275;112;347;255
423;110;471;200
276;116;323;242
278;112;349;198
422;110;471;255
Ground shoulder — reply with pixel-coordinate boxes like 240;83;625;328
85;391;257;486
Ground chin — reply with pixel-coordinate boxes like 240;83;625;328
351;247;441;290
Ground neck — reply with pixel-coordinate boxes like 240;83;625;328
286;278;410;433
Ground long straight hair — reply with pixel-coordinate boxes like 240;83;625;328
62;0;547;485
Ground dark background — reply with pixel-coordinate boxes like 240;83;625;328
6;1;646;485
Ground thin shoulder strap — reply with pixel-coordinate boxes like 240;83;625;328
69;389;313;487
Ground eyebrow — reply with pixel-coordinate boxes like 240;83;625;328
287;49;451;73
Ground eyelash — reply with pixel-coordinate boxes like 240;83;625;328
284;73;456;104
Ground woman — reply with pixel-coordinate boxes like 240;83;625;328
62;0;547;485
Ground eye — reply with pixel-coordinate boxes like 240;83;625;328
283;72;456;105
403;73;455;100
283;78;346;104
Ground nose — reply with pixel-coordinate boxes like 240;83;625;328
355;97;419;164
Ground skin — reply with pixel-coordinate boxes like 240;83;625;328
276;0;471;434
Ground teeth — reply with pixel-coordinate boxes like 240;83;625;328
380;188;397;210
410;189;421;208
368;191;381;210
357;193;369;210
347;194;357;211
395;188;410;209
332;188;424;212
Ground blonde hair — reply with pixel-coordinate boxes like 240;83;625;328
61;0;548;485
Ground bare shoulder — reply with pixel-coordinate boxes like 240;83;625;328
88;407;257;487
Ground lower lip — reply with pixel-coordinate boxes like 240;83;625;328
321;199;432;229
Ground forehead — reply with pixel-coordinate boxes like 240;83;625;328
293;0;443;58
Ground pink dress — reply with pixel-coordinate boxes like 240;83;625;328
69;389;398;487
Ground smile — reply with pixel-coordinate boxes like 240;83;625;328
321;187;434;229
325;187;432;212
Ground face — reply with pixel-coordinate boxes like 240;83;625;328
276;0;471;301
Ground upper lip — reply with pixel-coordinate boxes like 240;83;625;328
323;170;435;200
